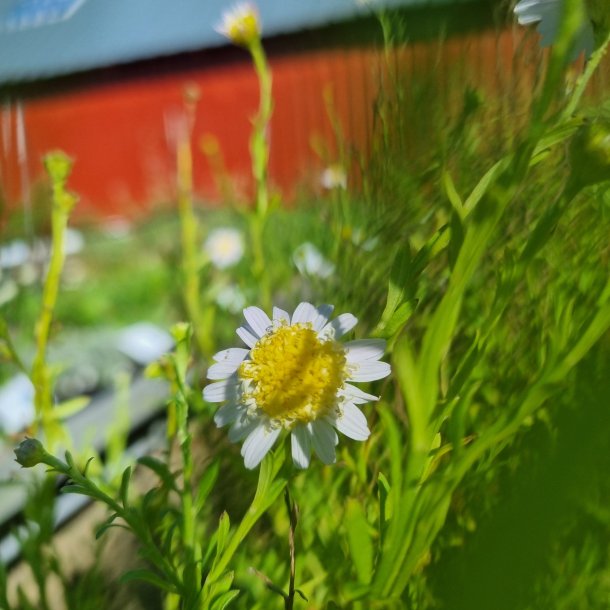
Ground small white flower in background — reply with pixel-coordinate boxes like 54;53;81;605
215;2;261;47
0;239;30;270
64;228;85;256
204;228;244;270
0;277;18;306
514;0;595;57
350;227;379;252
320;164;347;190
215;283;247;314
0;374;35;435
293;242;335;279
116;322;174;366
203;302;391;469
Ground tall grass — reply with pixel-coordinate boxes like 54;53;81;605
3;3;610;609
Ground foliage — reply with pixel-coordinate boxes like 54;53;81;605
2;3;610;610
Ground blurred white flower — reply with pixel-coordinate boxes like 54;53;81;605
321;164;347;190
293;242;335;279
203;302;391;469
0;374;35;434
215;2;261;47
0;239;30;270
351;227;379;252
116;322;174;366
215;283;247;314
514;0;595;56
0;277;18;306
64;228;85;256
204;228;245;270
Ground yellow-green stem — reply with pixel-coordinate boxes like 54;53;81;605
31;153;77;451
246;37;273;310
177;131;211;358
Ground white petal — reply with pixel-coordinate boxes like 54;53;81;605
207;361;241;380
228;415;259;442
345;339;386;363
312;304;334;331
331;403;370;441
291;425;312;469
214;402;240;427
241;425;281;469
213;347;249;364
272;307;290;324
243;306;272;338
311;419;338;465
203;379;239;403
340;382;379;404
236;326;258;348
349;361;391;382
291;302;318;325
319;313;357;339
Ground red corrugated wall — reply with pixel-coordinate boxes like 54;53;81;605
0;26;603;221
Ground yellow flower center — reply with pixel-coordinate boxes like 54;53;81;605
239;323;347;426
227;14;259;46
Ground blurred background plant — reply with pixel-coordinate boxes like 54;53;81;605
1;0;610;609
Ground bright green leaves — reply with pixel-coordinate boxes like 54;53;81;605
345;499;374;585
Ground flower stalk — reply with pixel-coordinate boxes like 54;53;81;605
31;152;78;450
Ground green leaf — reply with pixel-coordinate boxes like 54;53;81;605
205;571;235;604
530;117;583;166
442;170;465;221
194;460;219;513
119;569;177;594
380;301;416;342
463;157;508;217
210;590;240;610
95;512;119;539
215;512;231;559
60;484;96;499
137;455;177;491
345;498;373;585
377;471;392;535
50;395;91;421
378;405;404;502
120;466;131;508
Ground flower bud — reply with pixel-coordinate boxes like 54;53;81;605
14;437;49;468
215;3;261;48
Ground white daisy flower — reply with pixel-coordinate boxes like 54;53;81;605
203;302;391;469
514;0;595;56
215;2;261;47
0;239;30;270
215;283;247;314
204;227;244;270
320;164;347;190
293;242;335;279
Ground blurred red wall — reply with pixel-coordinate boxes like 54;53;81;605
0;28;543;221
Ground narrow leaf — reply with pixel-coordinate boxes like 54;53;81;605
345;499;373;585
120;466;131;508
137;455;177;491
210;590;240;610
119;569;177;594
50;395;91;421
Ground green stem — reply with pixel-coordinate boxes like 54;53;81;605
246;37;273;310
203;450;287;605
177;129;211;358
31;153;77;451
561;30;610;120
249;38;272;219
